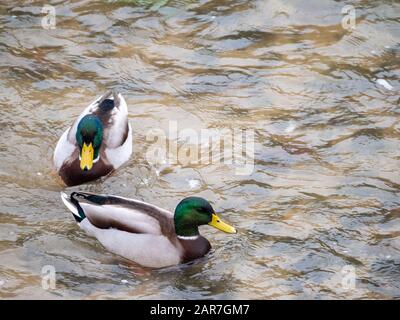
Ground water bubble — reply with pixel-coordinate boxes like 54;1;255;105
376;79;393;91
285;122;296;133
187;179;200;189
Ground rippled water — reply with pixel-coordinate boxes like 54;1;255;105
0;0;399;299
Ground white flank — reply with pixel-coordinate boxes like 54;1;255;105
80;219;181;268
105;123;133;169
104;93;129;148
53;129;76;169
79;202;162;235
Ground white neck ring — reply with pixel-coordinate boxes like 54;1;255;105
177;235;199;240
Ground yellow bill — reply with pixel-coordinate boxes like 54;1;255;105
208;213;237;234
80;142;94;171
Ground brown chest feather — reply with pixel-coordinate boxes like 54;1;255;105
59;155;113;186
179;236;211;263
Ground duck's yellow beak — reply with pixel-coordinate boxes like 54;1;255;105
80;142;94;171
208;214;237;234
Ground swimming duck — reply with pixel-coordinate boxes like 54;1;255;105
60;192;237;268
54;91;132;186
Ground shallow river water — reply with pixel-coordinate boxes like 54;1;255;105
0;0;399;299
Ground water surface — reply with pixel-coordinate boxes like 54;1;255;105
0;0;399;299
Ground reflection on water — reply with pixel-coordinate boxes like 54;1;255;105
0;0;399;299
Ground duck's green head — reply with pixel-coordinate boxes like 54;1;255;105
76;115;103;171
174;197;236;238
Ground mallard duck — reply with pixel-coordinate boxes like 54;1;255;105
60;192;237;268
54;91;132;186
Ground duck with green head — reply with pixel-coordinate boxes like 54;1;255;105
76;115;103;171
61;192;236;268
54;91;132;186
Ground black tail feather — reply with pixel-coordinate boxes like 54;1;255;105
70;192;87;223
97;90;120;111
